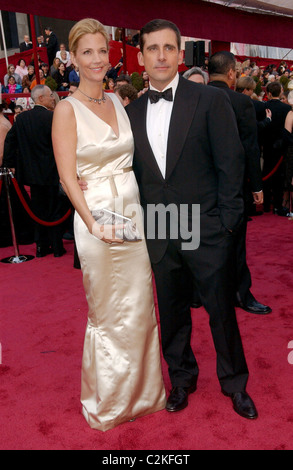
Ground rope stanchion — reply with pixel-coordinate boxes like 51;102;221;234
262;156;283;181
0;168;34;264
10;172;71;226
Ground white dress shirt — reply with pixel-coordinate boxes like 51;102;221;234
146;73;179;178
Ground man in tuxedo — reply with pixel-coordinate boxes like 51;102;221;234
45;26;59;66
37;35;46;47
3;85;68;258
206;51;271;315
126;19;257;419
19;34;32;52
262;81;291;215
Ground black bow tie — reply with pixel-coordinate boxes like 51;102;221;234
149;88;173;104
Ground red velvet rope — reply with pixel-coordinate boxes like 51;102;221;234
0;155;283;219
262;156;283;181
10;176;71;226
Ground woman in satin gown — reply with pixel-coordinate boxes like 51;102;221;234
52;18;166;431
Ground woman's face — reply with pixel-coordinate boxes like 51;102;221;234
20;59;26;67
72;32;109;84
8;77;16;84
59;63;65;71
9;65;15;74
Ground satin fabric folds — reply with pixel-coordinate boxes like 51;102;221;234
66;95;166;431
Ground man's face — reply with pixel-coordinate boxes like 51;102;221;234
40;87;55;110
138;28;183;91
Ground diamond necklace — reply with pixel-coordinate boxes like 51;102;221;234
77;88;106;104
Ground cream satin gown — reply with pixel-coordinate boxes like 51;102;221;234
67;94;166;431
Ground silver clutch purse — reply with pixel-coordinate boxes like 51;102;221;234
91;208;142;242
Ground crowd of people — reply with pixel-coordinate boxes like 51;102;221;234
1;17;293;433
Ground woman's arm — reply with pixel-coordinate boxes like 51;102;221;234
52;100;96;232
52;100;123;243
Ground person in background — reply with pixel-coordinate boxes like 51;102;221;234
56;43;70;62
37;35;46;47
3;64;22;87
15;59;28;81
50;57;61;77
19;34;32;52
183;66;208;84
263;81;291;216
208;51;271;316
115;83;138;106
16;86;35;110
0;103;12;166
45;26;59;66
13;105;24;120
3;85;68;258
30;69;46;89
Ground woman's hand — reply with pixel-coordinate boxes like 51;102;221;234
91;221;124;244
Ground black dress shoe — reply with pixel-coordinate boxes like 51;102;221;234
236;298;272;315
54;248;66;258
274;207;290;217
166;383;197;412
222;390;258;419
36;245;52;258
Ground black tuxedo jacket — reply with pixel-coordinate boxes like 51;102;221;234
263;99;291;154
208;80;262;193
3;105;59;186
127;75;245;263
19;41;32;52
46;32;59;63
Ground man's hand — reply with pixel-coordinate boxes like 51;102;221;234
252;190;263;205
78;178;88;192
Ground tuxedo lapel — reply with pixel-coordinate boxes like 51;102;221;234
165;76;200;180
132;91;165;181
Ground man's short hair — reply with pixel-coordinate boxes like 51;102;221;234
183;67;207;84
31;84;48;103
115;74;131;84
208;51;236;76
139;19;181;52
266;81;282;97
235;76;256;93
116;84;138;102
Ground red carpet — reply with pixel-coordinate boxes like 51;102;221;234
1;211;293;450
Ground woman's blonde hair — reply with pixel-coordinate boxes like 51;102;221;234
69;18;109;55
